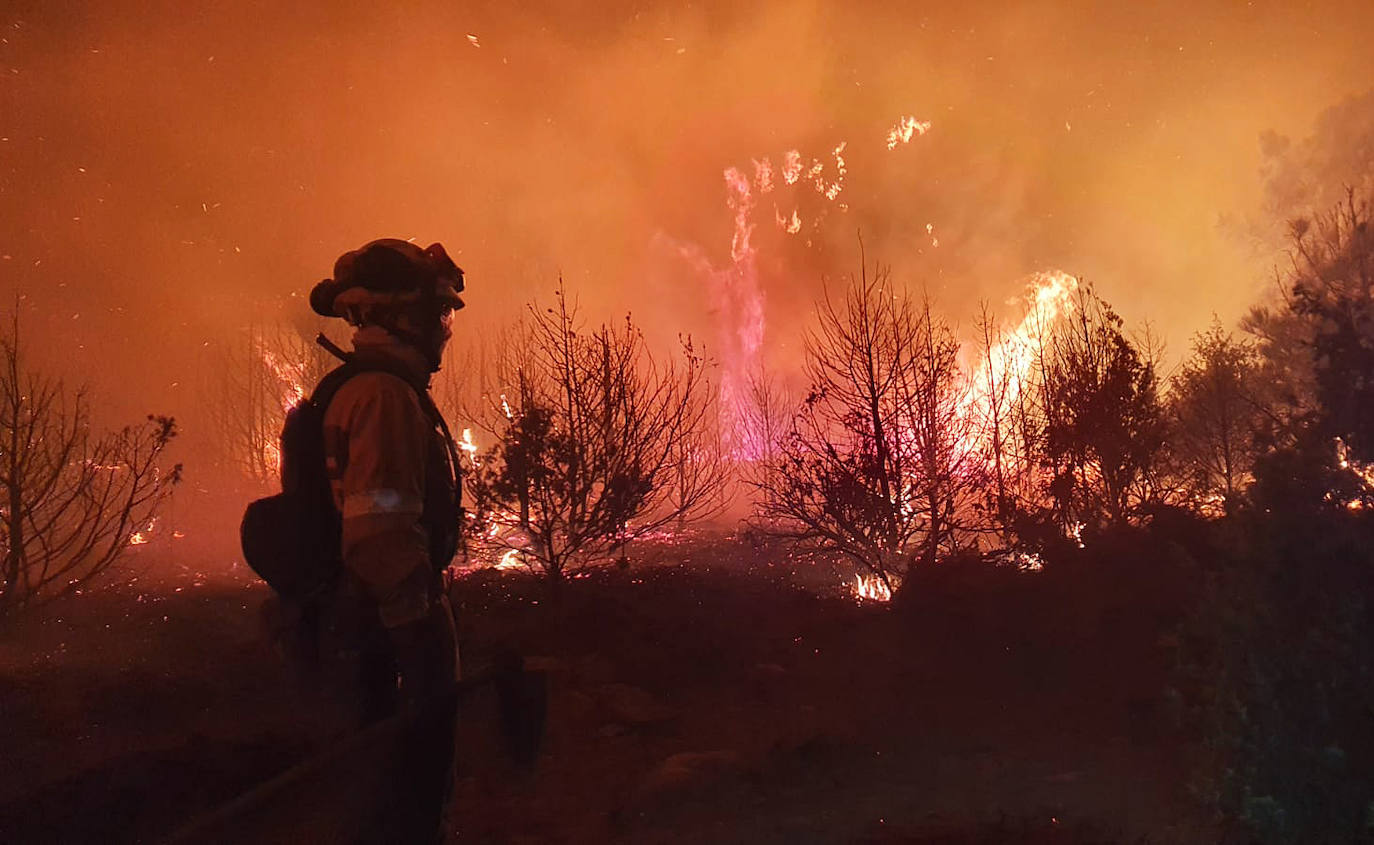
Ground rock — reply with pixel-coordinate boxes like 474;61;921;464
594;683;677;725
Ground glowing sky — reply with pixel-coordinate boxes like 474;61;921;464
2;0;1373;435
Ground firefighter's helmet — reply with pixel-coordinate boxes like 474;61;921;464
311;239;464;321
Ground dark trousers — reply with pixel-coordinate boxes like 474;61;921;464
317;576;459;844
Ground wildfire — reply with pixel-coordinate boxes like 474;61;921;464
959;270;1080;462
853;572;893;602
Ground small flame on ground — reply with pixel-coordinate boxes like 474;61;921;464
129;517;157;546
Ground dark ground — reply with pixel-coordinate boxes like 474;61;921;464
0;534;1219;843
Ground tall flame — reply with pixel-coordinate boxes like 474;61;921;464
959;270;1079;460
258;345;310;478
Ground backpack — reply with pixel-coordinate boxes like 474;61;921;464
240;356;461;605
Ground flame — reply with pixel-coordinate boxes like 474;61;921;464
886;115;932;150
255;343;310;479
129;517;157;546
675;120;926;461
261;349;307;413
496;549;524;570
774;207;802;234
853;572;893;602
959;270;1080;462
459;427;479;461
753;157;774;194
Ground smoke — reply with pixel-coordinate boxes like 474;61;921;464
1;0;1373;548
1260;89;1374;234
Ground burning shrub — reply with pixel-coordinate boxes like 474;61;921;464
465;283;726;579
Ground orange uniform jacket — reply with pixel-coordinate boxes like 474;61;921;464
321;328;439;627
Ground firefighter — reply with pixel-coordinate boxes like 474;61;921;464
307;238;465;844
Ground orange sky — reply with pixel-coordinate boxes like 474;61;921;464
2;0;1373;439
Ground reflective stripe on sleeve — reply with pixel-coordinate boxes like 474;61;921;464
341;488;424;519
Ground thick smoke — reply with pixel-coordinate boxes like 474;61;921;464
1260;89;1374;233
1;1;1373;551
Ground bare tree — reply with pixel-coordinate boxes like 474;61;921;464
467;283;725;578
753;261;982;591
0;311;180;614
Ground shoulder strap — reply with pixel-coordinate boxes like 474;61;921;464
309;358;463;484
307;363;366;414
